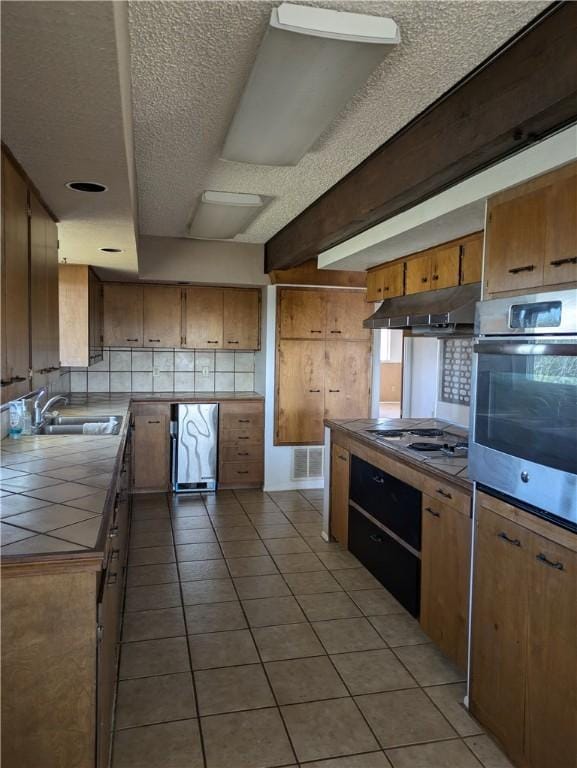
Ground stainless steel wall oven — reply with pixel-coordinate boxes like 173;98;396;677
470;289;577;528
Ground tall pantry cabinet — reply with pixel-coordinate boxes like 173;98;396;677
275;287;372;445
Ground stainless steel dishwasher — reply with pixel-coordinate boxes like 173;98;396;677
170;403;219;492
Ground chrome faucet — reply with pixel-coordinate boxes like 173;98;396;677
33;390;68;428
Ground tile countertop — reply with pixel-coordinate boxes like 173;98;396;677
326;417;472;492
0;392;264;559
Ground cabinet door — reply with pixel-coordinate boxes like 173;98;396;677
183;287;223;349
103;284;143;347
470;505;529;765
325;291;370;341
380;262;405;298
324;340;371;421
1;153;29;399
223;288;260;350
525;533;577;768
97;562;122;768
420;495;471;671
143;285;181;348
366;269;382;302
330;445;349;546
278;289;325;339
45;216;59;370
276;340;325;444
430;245;460;290
89;270;104;365
30;193;49;377
485;189;546;294
133;404;170;490
543;171;577;286
405;253;431;294
460;234;483;285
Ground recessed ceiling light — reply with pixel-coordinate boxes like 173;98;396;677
66;181;108;192
99;247;124;253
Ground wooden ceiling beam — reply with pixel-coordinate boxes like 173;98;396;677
265;2;577;272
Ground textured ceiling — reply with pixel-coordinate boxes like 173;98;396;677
128;0;550;245
1;1;138;273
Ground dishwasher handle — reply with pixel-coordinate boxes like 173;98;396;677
170;422;178;488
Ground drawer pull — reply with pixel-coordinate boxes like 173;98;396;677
508;264;535;274
310;330;322;334
549;257;577;267
238;436;249;440
227;340;239;344
328;389;340;393
237;452;249;456
330;330;342;334
147;420;161;424
148;339;160;342
436;488;452;499
207;340;219;344
126;338;139;342
309;389;321;393
369;533;385;544
237;470;249;475
536;553;564;571
1;379;12;386
372;475;385;485
238;419;250;423
425;506;440;518
498;531;521;547
11;375;27;383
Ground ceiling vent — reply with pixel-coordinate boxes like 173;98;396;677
292;446;324;480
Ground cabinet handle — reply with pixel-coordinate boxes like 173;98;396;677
310;330;322;334
549;257;577;267
207;340;219;344
126;338;138;342
108;526;119;539
383;286;390;292
421;276;428;283
425;506;440;517
377;287;382;294
369;533;385;544
337;454;347;462
238;436;249;440
227;340;239;344
372;475;384;485
330;330;342;334
237;470;249;475
237;452;249;456
536;552;564;571
309;389;321;393
498;531;521;547
148;339;160;343
432;274;439;281
0;379;12;386
147;420;161;424
12;375;27;382
328;389;340;393
436;488;452;499
508;264;535;274
238;419;250;423
97;624;104;641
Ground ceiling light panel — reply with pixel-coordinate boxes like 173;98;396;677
188;190;268;240
222;3;400;167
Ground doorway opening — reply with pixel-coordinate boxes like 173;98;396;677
379;329;403;418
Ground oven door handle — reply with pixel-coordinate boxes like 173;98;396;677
474;342;577;356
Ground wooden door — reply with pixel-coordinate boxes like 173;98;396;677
276;340;325;444
183;286;223;349
324;340;371;421
420;495;471;671
380;262;404;298
485;188;546;294
29;192;49;377
430;244;460;290
133;404;170;490
543;170;577;286
143;285;181;348
223;288;260;350
103;284;143;347
330;444;349;546
325;291;370;341
278;288;325;339
405;252;431;294
470;505;529;766
1;153;29;399
45;217;59;370
460;233;483;285
525;533;577;768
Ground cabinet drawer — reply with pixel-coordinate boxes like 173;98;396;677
221;427;263;445
221;412;263;431
349;505;421;617
421;476;470;516
220;444;262;463
220;461;263;485
350;456;422;550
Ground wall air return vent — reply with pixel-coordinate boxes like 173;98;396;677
292;447;324;480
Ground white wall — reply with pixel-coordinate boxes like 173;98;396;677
136;236;268;286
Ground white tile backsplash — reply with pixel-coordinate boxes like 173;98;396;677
68;348;256;393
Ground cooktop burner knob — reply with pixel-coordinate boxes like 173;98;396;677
520;471;530;483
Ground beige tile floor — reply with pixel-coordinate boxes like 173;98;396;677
112;489;513;768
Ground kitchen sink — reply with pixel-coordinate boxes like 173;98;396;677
35;415;122;435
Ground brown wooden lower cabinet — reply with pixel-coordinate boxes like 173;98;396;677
330;444;349;546
218;401;264;489
420;494;471;671
132;403;170;491
470;492;577;768
0;437;132;768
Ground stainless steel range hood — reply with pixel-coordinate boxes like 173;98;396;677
363;282;481;335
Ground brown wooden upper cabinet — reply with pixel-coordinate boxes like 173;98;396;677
183;287;223;349
366;261;404;302
1;151;30;401
460;233;484;285
430;244;461;289
279;288;367;340
223;288;260;349
485;161;577;296
405;252;432;294
325;290;370;340
143;285;181;348
30;191;59;382
103;283;143;347
59;265;103;367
